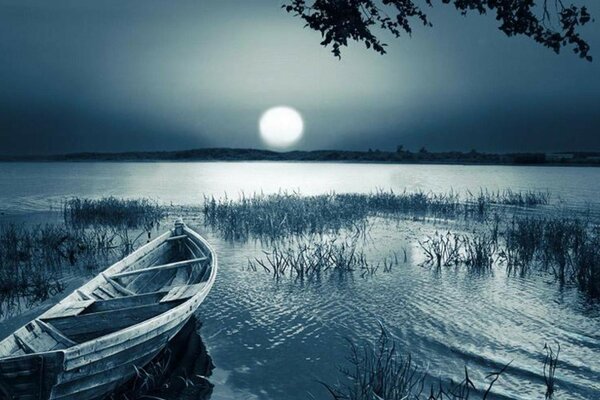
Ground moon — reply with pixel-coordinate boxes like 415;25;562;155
259;106;304;148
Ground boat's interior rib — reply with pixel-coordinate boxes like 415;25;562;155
0;232;211;359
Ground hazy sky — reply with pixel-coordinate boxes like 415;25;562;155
1;0;599;155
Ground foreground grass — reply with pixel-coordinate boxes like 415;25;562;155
203;190;549;241
325;326;560;400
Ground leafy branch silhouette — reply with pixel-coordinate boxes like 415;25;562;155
283;0;593;60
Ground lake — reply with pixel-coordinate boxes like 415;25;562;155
1;161;599;400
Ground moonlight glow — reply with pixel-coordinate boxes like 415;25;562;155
259;106;304;148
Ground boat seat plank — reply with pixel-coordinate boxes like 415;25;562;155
42;302;184;343
166;234;187;241
42;300;95;319
160;283;207;303
81;292;168;314
111;257;207;279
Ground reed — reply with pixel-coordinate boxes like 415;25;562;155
462;232;497;271
63;196;165;229
502;217;545;274
0;223;147;310
202;190;550;241
543;343;560;400
418;216;599;298
418;232;463;268
572;229;600;298
247;236;377;280
324;324;512;400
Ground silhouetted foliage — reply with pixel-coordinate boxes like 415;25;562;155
283;0;593;60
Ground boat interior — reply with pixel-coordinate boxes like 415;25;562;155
0;227;212;359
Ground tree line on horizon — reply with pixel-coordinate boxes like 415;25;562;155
2;147;600;165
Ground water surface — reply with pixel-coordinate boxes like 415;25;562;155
1;161;599;399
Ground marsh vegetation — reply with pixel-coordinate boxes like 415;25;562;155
324;325;560;400
202;189;549;241
63;196;165;229
0;188;596;399
0;197;166;315
417;216;600;298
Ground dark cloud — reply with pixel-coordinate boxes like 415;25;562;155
0;0;598;155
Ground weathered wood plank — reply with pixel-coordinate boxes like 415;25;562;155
43;300;95;319
111;257;207;279
166;234;187;242
58;323;179;382
160;283;207;303
76;290;91;300
101;273;135;296
52;334;169;397
44;302;183;343
82;292;167;314
96;286;117;299
35;319;77;348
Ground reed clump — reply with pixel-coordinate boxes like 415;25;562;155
418;216;600;298
418;232;463;268
63;196;165;229
470;189;550;208
203;189;550;241
248;236;377;280
203;192;370;241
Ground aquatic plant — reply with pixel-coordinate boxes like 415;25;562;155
0;223;149;313
419;216;600;298
202;189;551;241
63;196;165;229
418;231;463;268
543;343;560;400
469;189;550;209
323;325;512;400
572;229;600;298
462;232;496;271
501;217;545;274
203;192;370;242
248;236;371;280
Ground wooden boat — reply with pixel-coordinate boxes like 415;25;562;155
0;219;217;400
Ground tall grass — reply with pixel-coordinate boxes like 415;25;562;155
63;196;165;229
202;190;550;241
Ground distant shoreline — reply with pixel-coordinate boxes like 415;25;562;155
1;148;599;167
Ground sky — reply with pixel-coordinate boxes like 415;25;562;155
0;0;599;155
